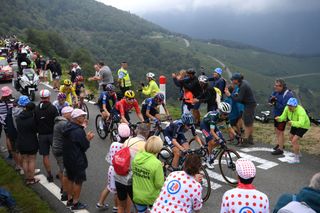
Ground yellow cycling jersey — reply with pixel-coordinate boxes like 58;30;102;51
59;85;77;105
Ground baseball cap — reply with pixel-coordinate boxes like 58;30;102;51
118;123;131;138
71;109;87;118
235;158;256;179
61;106;74;114
214;68;223;75
1;86;12;97
39;89;51;98
231;73;242;81
287;98;298;107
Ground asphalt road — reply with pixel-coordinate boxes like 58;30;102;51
1;80;319;213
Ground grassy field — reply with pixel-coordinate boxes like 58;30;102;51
0;158;54;213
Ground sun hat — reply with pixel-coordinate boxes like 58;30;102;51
236;158;256;179
71;109;87;118
61;106;74;114
1;86;12;97
118;123;131;138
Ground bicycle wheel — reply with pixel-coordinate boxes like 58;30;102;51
218;148;240;186
81;102;89;119
199;166;211;202
95;115;107;139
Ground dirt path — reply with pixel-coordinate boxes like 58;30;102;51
207;55;232;80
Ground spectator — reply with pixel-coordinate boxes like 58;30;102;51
140;72;160;98
275;98;310;164
269;79;294;155
193;75;218;112
151;154;203;213
172;69;187;113
69;62;82;83
62;109;94;210
34;89;59;182
88;62;114;92
46;58;62;91
132;136;164;212
16;102;39;185
52;106;74;201
35;55;46;77
117;62;132;95
114;123;149;213
225;73;257;146
96;123;131;211
220;158;269;213
273;172;320;213
209;67;226;97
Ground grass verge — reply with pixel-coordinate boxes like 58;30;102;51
0;158;54;213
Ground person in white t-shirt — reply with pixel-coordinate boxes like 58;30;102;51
220;158;270;213
151;154;203;213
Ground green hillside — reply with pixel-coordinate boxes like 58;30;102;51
1;0;319;114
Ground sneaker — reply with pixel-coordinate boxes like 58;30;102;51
96;203;109;209
287;157;300;164
288;152;302;158
61;192;68;201
47;175;54;183
66;199;73;208
271;149;284;155
273;144;279;150
205;161;214;170
71;202;88;210
112;206;118;212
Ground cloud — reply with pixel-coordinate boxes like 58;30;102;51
97;0;320;14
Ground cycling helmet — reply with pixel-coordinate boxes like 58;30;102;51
20;61;27;66
146;72;155;78
287;97;298;107
57;92;66;100
154;93;165;102
159;148;172;160
18;95;30;107
39;89;51;98
181;112;194;125
214;68;223;75
198;75;208;83
105;84;116;92
118;123;131;138
186;68;196;74
124;90;135;99
218;102;232;114
75;75;84;82
63;79;72;86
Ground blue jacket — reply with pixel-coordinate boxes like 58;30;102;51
209;77;226;94
224;93;244;123
273;187;320;213
269;89;294;117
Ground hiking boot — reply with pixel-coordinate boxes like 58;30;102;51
71;202;87;211
47;175;54;183
271;149;284;155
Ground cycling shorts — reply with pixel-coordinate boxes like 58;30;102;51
200;121;223;144
163;130;187;148
141;105;158;122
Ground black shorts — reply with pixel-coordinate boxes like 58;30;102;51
65;168;86;184
290;127;308;138
141;105;158;122
20;149;38;155
38;134;53;156
115;181;133;201
243;105;256;127
274;119;286;131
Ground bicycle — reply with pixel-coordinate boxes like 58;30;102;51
95;113;120;140
158;146;211;202
72;95;89;119
189;136;241;186
147;118;172;140
109;122;141;142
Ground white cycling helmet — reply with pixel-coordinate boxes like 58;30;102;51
146;72;155;79
39;89;51;98
198;75;208;83
218;102;232;114
20;61;27;66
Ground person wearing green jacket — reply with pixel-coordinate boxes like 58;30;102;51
141;72;160;98
275;98;310;164
132;136;164;212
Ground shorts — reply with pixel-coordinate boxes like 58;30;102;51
243;105;256;127
290;127;308;138
40;70;48;77
107;166;117;194
141;105;158;122
200;122;223;143
65;168;86;184
115;181;133;201
164;131;187;148
274;119;286;131
38;134;53;156
20;149;38;155
53;154;64;173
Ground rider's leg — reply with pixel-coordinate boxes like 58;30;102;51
172;147;180;169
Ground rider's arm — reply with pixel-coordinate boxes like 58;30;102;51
162;103;170;116
133;100;144;122
119;104;129;124
71;87;78;103
191;125;203;146
209;124;220;141
172;125;185;151
172;138;185;151
142;83;151;96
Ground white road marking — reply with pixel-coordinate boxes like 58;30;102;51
240;147;295;163
237;151;278;170
206;169;237;184
35;174;90;213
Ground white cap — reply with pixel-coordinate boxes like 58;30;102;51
236;159;256;179
71;109;87;118
39;89;51;98
118;123;131;138
61;106;74;114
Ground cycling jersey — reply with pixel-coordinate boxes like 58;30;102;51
59;85;77;105
52;100;69;115
114;98;141;117
202;111;230;130
98;91;117;111
75;83;85;96
141;98;160;121
164;120;196;147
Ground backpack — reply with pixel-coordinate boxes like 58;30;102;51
112;138;142;176
278;195;316;213
0;188;16;209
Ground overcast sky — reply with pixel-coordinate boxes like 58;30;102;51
98;0;320;14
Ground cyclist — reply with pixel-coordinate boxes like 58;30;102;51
140;72;160;98
112;90;144;124
52;93;69;115
59;79;78;106
200;102;239;169
74;75;85;97
163;112;202;170
98;84;117;120
141;93;170;123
